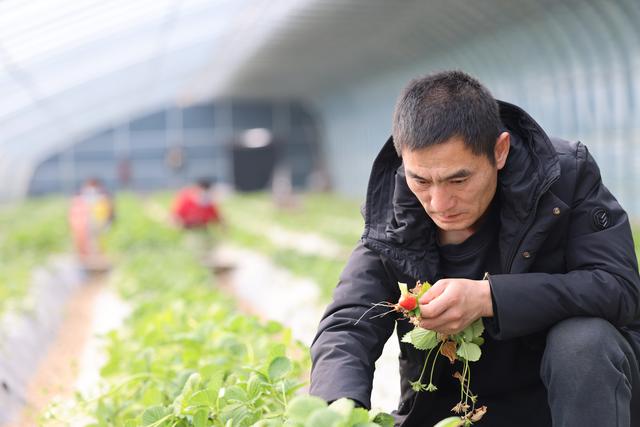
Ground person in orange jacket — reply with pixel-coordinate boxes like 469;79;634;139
69;177;115;263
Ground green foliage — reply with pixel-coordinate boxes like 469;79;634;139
283;396;394;427
411;319;487;423
103;193;183;255
46;248;310;426
401;328;438;351
44;195;391;427
220;193;363;249
0;197;70;314
398;279;486;424
433;417;464;427
218;192;365;302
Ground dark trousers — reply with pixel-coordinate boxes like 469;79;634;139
541;317;640;427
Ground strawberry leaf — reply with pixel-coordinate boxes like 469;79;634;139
404;327;438;350
268;356;292;380
456;342;481;362
141;406;170;426
433;416;464;427
416;281;432;299
398;282;409;296
370;410;395;427
470;319;484;338
285;395;327;422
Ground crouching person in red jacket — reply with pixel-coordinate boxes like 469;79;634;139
172;177;224;259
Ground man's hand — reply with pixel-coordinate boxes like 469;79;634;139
418;278;493;335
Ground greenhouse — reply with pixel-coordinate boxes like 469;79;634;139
1;0;640;426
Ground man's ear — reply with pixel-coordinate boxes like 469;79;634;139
494;132;510;170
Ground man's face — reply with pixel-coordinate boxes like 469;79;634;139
402;135;509;235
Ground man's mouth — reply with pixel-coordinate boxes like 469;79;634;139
437;213;462;222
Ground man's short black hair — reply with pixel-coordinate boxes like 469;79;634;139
392;70;501;164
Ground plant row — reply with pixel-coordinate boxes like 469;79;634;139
220;193;363;249
217;193;363;302
43;194;392;427
0;197;70;315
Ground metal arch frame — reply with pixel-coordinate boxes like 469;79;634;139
585;0;640;211
1;0;639;201
0;0;245;200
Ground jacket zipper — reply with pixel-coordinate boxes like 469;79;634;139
503;176;559;272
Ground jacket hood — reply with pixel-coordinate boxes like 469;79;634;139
361;101;561;281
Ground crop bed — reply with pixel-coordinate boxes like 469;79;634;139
36;193;393;426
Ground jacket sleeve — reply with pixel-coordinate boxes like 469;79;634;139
309;241;398;409
487;143;640;340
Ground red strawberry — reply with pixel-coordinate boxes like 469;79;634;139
398;294;418;311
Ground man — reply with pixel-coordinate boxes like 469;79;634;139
310;70;640;426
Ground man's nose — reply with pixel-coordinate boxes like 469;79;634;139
429;186;454;212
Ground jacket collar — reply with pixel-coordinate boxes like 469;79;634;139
361;100;560;280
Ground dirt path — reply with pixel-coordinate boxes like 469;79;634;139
6;273;106;427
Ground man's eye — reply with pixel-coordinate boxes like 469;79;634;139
451;179;466;185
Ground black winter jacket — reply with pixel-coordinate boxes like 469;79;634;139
309;101;640;426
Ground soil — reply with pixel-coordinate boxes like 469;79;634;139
5;273;106;427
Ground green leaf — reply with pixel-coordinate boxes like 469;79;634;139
199;364;224;383
223;385;249;402
193;409;208;427
188;388;217;407
328;397;354;417
470;319;484;338
181;372;201;396
398;282;409;296
142;385;163;406
306;408;343;427
472;336;485;346
253;420;282;427
141;406;170;426
456;342;481;362
348;407;370;424
247;374;264;400
370;411;395;427
416;281;431;298
406;328;438;350
220;403;250;425
433;416;464;427
265;320;284;333
462;326;474;342
285;395;327;422
268;356;292;380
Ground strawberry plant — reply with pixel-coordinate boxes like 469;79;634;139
43;195;393;426
274;396;394;427
220;193;363;249
0;197;69;315
358;281;487;425
396;282;487;425
43;249;311;426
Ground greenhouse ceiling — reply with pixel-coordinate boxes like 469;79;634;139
0;0;616;200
